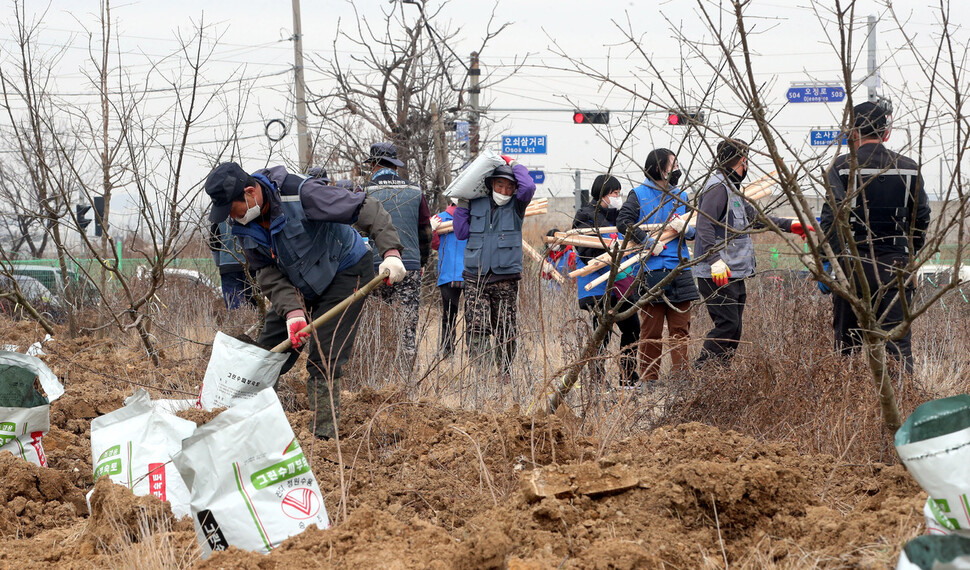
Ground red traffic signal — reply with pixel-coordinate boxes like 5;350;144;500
667;108;704;126
572;110;609;124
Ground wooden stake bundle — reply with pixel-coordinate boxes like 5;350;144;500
742;171;779;201
522;241;565;284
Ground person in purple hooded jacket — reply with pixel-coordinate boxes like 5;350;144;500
453;157;536;379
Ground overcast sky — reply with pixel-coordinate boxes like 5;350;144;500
0;0;965;227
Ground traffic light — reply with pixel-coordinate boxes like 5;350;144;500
572;110;610;124
76;205;91;232
93;196;105;237
667;109;705;126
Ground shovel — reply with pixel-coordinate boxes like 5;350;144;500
270;269;390;352
199;270;389;410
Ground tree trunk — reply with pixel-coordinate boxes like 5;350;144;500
862;336;903;434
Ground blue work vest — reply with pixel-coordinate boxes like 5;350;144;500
632;180;693;271
233;173;368;302
463;197;523;277
436;210;466;286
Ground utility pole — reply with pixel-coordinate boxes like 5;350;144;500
867;15;880;102
468;51;480;158
292;0;312;171
574;170;582;211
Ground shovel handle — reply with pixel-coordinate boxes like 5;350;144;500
270;270;390;353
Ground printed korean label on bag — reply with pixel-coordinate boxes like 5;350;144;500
0;351;63;467
174;389;329;558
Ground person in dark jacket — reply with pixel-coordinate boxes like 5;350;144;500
693;139;811;365
453;158;536;379
205;162;406;439
616;150;698;387
208;220;257;310
820;101;931;373
431;200;467;357
362;142;432;372
573;175;641;389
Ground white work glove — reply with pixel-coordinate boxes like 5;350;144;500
285;309;310;349
430;215;443;232
648;238;666;256
710;259;732;287
668;215;686;233
378;255;407;285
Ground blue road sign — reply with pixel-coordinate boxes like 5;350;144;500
455;120;469;143
528;170;545;184
786;86;845;103
502;135;547;155
810;129;848;146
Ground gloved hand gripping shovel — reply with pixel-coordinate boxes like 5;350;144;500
199;270;390;410
270;270;389;353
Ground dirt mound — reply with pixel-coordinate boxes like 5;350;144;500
196;422;924;569
79;477;182;555
0;450;86;538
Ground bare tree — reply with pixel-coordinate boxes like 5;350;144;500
307;0;515;204
0;1;250;364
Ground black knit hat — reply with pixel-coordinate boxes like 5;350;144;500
853;101;889;137
590;174;621;200
715;139;748;171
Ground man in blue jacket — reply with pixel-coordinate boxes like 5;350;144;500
205;162;406;439
362;142;432;372
452;158;536;380
617;149;698;388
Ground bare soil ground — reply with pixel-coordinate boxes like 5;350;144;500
0;316;931;569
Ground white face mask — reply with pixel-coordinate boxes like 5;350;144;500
233;194;260;225
492;192;512;206
608;196;623;210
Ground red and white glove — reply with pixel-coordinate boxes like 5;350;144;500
790;221;814;238
668;215;687;233
430;215;444;232
711;259;732;287
285;310;310;348
500;154;518;167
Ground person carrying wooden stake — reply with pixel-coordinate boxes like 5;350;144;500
693;140;812;366
453;158;536;381
572;175;641;389
616;149;699;390
542;228;577;288
431;199;467;358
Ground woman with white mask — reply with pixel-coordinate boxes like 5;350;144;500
570;175;641;390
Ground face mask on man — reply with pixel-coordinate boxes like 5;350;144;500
727;165;748;185
233;194;260;225
608;196;623;210
492;192;512;206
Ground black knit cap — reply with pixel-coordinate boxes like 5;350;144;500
715;139;748;171
590;174;621;200
205;162;253;222
853;101;888;137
